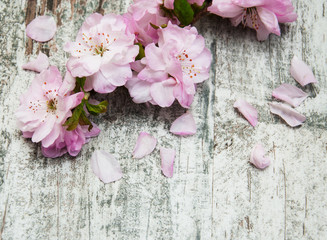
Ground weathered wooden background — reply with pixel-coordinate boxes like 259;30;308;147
0;0;326;239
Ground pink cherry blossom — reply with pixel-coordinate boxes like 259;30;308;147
22;52;49;73
42;123;101;158
26;16;57;42
64;13;139;94
16;66;84;148
41;123;101;158
208;0;297;40
124;0;170;45
125;22;212;108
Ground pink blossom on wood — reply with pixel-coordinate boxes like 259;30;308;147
16;66;84;148
64;13;139;93
126;22;211;108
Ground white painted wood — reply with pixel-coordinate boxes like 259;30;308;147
0;0;326;239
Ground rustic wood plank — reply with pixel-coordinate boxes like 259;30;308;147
0;0;326;239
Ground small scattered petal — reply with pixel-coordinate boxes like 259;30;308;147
290;56;317;86
22;52;49;72
91;150;123;183
26;16;57;42
272;83;308;107
170;112;197;136
270;102;306;127
160;147;175;178
133;132;157;159
233;99;258;127
250;143;271;169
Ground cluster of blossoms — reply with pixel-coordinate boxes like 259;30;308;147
18;0;303;181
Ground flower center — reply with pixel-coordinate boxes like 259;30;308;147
75;32;117;57
47;99;57;111
176;50;200;79
242;7;259;30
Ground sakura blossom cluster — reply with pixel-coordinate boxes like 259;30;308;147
18;0;303;181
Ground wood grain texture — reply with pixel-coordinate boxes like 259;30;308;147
0;0;326;239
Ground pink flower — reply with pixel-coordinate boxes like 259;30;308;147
41;123;101;158
64;13;139;93
124;0;170;45
126;22;212;108
208;0;297;40
16;66;84;148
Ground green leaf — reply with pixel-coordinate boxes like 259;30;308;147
79;111;93;131
86;100;108;115
74;77;86;93
135;43;145;61
173;0;194;26
63;103;84;131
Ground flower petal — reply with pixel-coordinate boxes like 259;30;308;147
290;56;317;86
58;71;76;97
250;143;271;169
26;16;57;42
66;55;101;78
270;102;306;127
22;52;49;72
150;78;176;107
208;0;243;18
233;99;258;127
132;132;157;159
272;83;308;107
160;147;175;178
170;112;197;136
91;150;123;183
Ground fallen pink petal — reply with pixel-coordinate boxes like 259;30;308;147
272;83;308;107
160;147;175;178
270;102;306;127
26;16;57;42
170;112;197;136
290;56;317;86
22;52;49;72
133;132;157;159
91;150;123;183
233;99;258;127
250;143;271;169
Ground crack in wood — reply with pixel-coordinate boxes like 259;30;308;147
25;0;37;55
